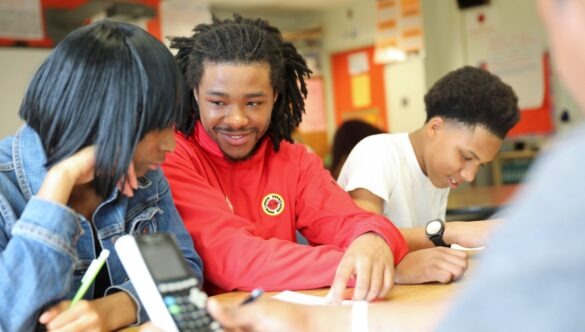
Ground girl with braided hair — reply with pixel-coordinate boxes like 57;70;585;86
161;15;408;302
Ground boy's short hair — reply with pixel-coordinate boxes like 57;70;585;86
19;20;190;197
424;66;520;139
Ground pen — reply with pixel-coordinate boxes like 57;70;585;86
69;249;110;308
240;288;263;306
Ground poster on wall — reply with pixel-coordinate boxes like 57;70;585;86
0;0;210;49
374;0;424;64
464;7;543;110
0;0;43;40
332;46;388;131
463;7;553;136
298;78;327;133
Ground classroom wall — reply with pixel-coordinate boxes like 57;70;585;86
384;56;427;133
0;0;581;143
424;0;582;130
320;0;582;136
0;47;50;138
320;1;379;141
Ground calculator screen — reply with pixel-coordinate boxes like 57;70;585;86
140;238;191;281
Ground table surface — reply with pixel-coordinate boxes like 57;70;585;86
212;253;480;306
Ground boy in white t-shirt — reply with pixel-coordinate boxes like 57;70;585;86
338;66;520;284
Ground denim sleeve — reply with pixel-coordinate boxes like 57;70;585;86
156;174;204;283
0;196;81;331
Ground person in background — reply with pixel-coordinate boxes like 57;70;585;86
329;119;384;180
142;0;585;331
162;14;408;303
0;20;203;331
337;66;520;284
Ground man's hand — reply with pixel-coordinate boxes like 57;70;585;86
205;298;309;332
328;232;394;303
445;220;502;248
395;247;468;284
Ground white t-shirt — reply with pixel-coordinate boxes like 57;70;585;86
337;133;449;228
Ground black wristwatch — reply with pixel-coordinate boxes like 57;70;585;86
425;218;450;247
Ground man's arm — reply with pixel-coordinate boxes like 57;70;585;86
294;151;408;302
162;137;347;292
348;187;499;250
349;187;469;285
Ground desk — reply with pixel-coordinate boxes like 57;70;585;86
213;254;479;306
447;184;519;221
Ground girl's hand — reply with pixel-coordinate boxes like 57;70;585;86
116;161;138;197
37;146;97;205
39;293;137;332
39;300;108;332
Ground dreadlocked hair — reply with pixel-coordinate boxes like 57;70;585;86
170;14;312;152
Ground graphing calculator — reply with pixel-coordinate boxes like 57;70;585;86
115;233;222;332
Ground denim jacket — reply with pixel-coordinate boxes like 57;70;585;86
0;126;204;331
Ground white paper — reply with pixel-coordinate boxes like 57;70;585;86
451;244;485;251
272;290;353;306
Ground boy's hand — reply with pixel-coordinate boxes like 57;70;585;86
395;247;468;284
445;220;502;248
328;232;394;303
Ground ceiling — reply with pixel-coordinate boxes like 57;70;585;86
203;0;353;11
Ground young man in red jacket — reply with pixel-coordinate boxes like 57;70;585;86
162;15;411;302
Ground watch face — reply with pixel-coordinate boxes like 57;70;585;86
426;220;442;235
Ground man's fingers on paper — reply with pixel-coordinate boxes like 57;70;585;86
328;259;355;303
380;266;393;297
352;259;372;301
365;263;384;301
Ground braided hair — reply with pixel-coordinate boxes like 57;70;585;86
171;14;312;152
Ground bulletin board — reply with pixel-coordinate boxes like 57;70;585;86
331;45;388;131
0;0;162;47
463;7;554;137
296;77;329;159
506;53;554;137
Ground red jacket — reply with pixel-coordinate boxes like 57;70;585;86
162;122;408;294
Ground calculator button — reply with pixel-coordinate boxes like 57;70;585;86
167;304;181;315
164;296;176;306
